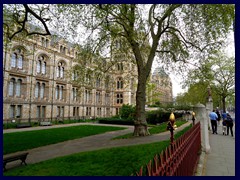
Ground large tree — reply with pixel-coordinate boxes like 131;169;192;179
3;4;234;136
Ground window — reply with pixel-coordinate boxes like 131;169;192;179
8;78;15;96
18;55;23;69
105;93;110;105
37;106;41;118
86;73;91;84
86;107;91;116
42;38;49;47
16;79;22;97
85;89;91;103
57;106;64;118
72;88;78;101
11;53;17;68
96;91;101;104
105;76;110;89
117;93;123;104
8;78;22;97
10;105;15;118
37;56;47;75
97;108;101;116
117;77;123;89
9;105;22;118
96;76;101;88
35;82;45;99
116;108;120;115
73;107;76;116
72;70;79;80
11;49;24;69
117;63;123;71
37;106;46;119
40;83;45;99
57;62;65;78
56;85;64;100
56;85;59;99
59;86;63;99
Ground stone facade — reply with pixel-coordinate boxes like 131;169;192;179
3;33;173;123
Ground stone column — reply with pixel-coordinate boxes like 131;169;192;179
193;103;211;153
206;101;213;130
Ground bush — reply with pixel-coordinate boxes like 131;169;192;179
146;110;184;125
119;104;136;120
97;117;134;125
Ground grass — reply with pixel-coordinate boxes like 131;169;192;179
3;124;192;176
3;125;126;155
113;120;188;139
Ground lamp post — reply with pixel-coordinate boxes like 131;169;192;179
192;111;196;125
167;112;176;145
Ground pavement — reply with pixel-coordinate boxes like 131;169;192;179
3;116;236;176
196;112;235;176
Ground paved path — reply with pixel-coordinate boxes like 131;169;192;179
203;112;235;176
3;121;191;170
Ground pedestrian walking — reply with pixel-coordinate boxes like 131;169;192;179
209;109;218;134
221;111;227;135
216;108;221;126
226;113;234;137
222;119;227;135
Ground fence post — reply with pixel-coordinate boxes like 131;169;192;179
206;101;213;130
193;103;211;153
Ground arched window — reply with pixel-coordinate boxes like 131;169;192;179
37;56;47;74
8;78;15;96
11;49;24;69
57;62;65;78
42;62;46;74
117;77;123;89
60;67;64;78
11;53;17;67
37;60;41;73
18;55;23;69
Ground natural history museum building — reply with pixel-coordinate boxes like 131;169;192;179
3;29;173;124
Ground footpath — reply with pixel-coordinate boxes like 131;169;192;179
197;112;235;176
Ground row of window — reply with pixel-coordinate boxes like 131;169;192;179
9;104;117;119
8;78;124;104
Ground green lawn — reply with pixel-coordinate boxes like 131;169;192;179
4;125;192;176
3;125;126;155
113;120;188;139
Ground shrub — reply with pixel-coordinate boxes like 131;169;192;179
119;104;136;120
146;110;184;125
97;117;134;125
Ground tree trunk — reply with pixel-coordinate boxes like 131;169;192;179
222;96;226;113
133;72;150;136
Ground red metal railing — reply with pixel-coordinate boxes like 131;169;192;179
135;121;201;176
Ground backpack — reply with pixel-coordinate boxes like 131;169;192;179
226;116;233;125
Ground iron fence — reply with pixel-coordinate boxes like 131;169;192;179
135;121;201;176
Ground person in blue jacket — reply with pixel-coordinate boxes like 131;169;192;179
209;109;219;134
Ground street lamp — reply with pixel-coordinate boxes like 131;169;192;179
192;111;196;125
167;112;177;145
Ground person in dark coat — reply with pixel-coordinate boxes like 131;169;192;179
216;108;221;126
226;113;234;137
